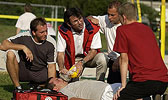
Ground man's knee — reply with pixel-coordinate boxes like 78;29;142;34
6;50;20;63
95;53;108;63
6;51;17;61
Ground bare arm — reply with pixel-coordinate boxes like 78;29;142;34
16;28;21;34
83;49;97;63
86;16;99;25
76;49;97;74
0;39;33;61
57;52;68;74
113;53;128;100
0;40;25;51
119;53;128;88
48;63;56;78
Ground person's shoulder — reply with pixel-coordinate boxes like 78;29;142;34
23;12;36;17
18;13;27;18
118;22;135;29
16;31;31;37
117;25;124;30
8;31;31;40
46;35;56;47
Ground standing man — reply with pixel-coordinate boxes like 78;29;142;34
0;17;56;90
113;2;168;100
87;1;122;84
57;8;108;82
15;3;36;34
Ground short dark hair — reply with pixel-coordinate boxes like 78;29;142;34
64;7;82;24
24;3;32;12
45;77;55;90
30;17;47;32
108;1;122;9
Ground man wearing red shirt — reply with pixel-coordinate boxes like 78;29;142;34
113;2;168;100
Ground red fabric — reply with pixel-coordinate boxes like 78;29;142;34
58;19;100;69
14;91;68;100
114;22;168;82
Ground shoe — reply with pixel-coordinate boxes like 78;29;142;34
14;87;23;93
29;83;42;90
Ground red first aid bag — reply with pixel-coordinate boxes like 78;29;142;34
12;89;68;100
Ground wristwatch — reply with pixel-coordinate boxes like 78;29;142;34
80;60;86;65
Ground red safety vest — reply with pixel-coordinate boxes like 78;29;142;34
58;18;100;69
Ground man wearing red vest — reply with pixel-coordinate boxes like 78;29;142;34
57;8;108;82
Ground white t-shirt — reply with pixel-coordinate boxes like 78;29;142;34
15;12;36;30
59;80;121;100
93;15;121;59
57;23;102;56
47;22;56;36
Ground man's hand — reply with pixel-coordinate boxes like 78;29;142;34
87;16;99;25
75;61;83;76
22;46;33;62
113;87;125;100
0;40;33;62
90;18;99;25
59;68;69;75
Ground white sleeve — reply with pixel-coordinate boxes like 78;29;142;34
90;31;102;49
93;15;106;34
56;31;66;52
15;16;22;28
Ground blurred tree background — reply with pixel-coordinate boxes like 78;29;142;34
0;0;159;27
0;0;167;52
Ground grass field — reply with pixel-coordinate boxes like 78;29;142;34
0;24;16;42
0;72;14;100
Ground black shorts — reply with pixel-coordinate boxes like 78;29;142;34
107;59;121;84
118;80;168;100
19;64;48;83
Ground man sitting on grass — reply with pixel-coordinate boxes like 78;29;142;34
0;17;57;90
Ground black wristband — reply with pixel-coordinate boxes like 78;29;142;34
81;60;86;65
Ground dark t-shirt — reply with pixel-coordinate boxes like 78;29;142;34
8;32;56;71
114;22;168;82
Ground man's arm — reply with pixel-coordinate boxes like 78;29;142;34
83;49;97;63
113;53;128;100
86;16;99;25
57;52;68;74
16;28;21;34
76;49;97;74
48;63;56;78
119;53;128;88
0;40;25;51
0;40;33;61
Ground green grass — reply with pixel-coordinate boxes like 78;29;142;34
0;72;14;100
0;72;32;100
0;24;16;42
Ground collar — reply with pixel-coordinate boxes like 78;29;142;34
71;23;85;35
